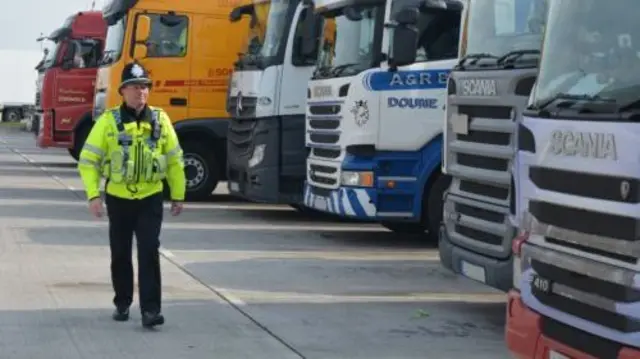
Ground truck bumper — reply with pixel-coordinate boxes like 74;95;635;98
438;225;513;292
303;181;377;220
226;115;306;204
506;291;640;359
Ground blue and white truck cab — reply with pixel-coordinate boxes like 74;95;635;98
303;0;464;237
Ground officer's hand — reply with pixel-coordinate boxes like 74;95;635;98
88;198;104;218
171;201;183;216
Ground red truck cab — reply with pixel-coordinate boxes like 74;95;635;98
35;11;106;160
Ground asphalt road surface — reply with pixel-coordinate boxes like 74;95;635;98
0;125;510;359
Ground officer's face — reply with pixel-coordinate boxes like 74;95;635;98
121;83;150;110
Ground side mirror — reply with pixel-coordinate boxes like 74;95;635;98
229;4;252;22
135;15;151;43
133;44;148;59
301;13;320;57
394;8;419;25
390;26;418;67
344;6;363;21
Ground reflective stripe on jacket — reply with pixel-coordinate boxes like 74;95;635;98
77;105;186;201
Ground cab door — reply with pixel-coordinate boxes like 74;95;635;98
132;11;191;123
187;14;250;120
53;39;100;133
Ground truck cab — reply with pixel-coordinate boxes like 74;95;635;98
439;0;547;292
93;0;251;200
34;11;106;160
507;0;640;357
303;0;462;237
226;0;321;206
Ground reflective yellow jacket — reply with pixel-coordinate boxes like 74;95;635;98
77;105;185;201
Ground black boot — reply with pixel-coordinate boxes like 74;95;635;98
112;307;130;321
141;311;165;328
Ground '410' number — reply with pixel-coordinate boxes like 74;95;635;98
532;275;552;293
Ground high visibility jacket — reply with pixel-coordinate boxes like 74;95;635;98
77;105;186;201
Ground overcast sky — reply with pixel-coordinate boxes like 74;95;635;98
0;0;106;51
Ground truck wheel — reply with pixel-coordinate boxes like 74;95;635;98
69;124;90;162
424;173;452;240
3;108;20;123
183;141;220;201
380;221;426;234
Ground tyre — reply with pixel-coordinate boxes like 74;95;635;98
424;173;452;240
183;141;220;201
380;221;426;234
69;124;91;162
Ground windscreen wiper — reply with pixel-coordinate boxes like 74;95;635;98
456;53;498;69
331;63;359;76
496;49;540;67
534;92;616;112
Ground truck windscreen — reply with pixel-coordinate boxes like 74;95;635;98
101;16;127;66
530;0;640;116
314;4;382;79
39;40;59;70
459;0;547;69
236;1;272;68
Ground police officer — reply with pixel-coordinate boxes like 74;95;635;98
77;62;186;328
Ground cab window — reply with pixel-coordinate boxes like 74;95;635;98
144;14;189;58
415;11;461;62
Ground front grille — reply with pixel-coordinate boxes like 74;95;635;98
448;104;514;201
227;96;257;119
524;245;640;340
443;194;513;258
227;117;257;155
524;162;640;344
443;102;516;257
306;101;343;189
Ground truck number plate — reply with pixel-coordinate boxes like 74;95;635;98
450;112;469;135
461;261;486;283
532;274;553;294
548;350;570;359
314;196;327;210
229;181;239;192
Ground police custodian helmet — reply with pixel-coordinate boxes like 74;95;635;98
119;62;152;92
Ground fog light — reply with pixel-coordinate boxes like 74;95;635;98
249;144;266;168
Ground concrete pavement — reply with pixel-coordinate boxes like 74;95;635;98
0;126;511;359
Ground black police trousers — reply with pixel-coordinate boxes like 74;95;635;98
105;192;163;314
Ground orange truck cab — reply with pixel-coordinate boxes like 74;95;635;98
34;11;106;160
92;0;251;200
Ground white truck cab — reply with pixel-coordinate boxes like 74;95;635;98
226;0;321;206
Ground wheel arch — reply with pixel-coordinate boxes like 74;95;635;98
174;118;229;181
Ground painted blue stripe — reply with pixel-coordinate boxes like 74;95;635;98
338;189;346;215
347;189;367;217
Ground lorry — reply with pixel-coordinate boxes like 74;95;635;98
302;0;463;236
0;50;41;123
507;0;640;357
226;0;321;207
34;11;107;160
438;0;548;292
93;0;252;200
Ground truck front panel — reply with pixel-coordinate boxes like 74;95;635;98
226;0;313;204
439;0;547;291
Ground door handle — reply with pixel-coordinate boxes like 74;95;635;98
170;97;187;106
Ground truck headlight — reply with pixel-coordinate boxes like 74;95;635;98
341;171;373;187
248;144;266;168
